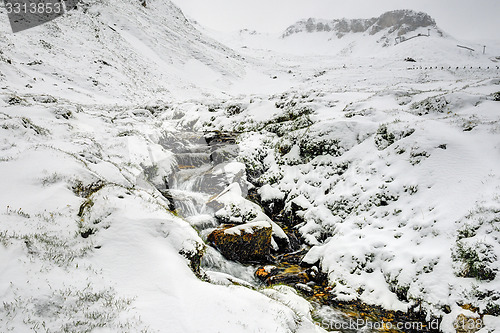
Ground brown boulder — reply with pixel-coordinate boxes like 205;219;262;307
207;222;273;263
255;263;317;287
454;314;482;333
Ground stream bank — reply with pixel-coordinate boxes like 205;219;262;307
157;130;441;333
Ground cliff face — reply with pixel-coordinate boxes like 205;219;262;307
283;10;440;38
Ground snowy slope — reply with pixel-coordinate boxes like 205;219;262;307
0;0;251;103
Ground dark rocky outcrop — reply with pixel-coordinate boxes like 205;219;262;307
282;10;441;39
256;264;311;286
207;222;273;263
255;250;327;291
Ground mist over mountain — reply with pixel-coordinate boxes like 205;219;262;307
219;8;495;57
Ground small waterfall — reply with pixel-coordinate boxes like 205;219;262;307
161;131;258;285
175;153;211;169
201;247;260;285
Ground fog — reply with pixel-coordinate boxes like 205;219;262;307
170;0;500;41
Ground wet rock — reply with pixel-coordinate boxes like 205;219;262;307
283;201;307;227
278;226;302;252
255;250;324;288
179;242;206;279
454;313;482;333
175;152;211;169
280;250;309;264
295;283;313;294
206;197;225;212
255;250;438;332
256;264;311;286
317;297;441;333
207;222;273;263
204;131;237;145
191;172;232;195
210;144;239;164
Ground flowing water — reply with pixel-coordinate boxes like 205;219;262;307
159;131;260;286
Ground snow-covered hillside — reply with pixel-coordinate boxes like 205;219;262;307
1;2;500;333
0;0;254;103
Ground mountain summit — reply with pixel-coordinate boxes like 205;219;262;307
282;10;443;44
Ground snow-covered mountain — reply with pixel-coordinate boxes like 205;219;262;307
277;11;447;58
0;0;252;103
283;10;442;40
212;10;499;60
278;10;445;54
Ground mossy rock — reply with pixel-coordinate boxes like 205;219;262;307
255;264;311;286
255;250;325;287
207;223;273;263
454;314;482;333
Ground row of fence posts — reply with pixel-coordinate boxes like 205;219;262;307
408;65;499;71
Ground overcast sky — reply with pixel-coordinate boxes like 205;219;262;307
169;0;500;41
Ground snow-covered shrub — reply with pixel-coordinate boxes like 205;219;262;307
452;241;496;281
492;91;500;102
20;117;50;135
410;95;450;115
408;147;430;165
32;94;58;104
325;194;360;219
240;153;270;184
374;124;396;150
366;186;399;208
299;136;343;159
374;124;415;150
265;114;313;136
7;94;28;105
452;205;500;281
179;240;206;277
225;103;245;116
52;108;73;119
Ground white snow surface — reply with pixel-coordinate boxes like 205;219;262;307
224;221;271;236
1;1;500;332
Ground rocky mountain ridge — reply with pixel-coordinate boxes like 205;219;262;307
282;9;443;41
